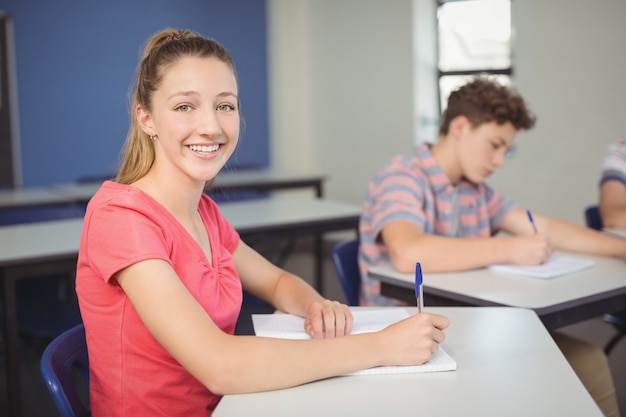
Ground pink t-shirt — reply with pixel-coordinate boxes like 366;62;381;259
76;181;242;416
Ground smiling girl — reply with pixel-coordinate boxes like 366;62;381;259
76;29;449;416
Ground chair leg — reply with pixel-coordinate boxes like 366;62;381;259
604;332;625;355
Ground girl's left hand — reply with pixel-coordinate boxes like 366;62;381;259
304;300;353;339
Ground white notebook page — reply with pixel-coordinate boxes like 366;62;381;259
488;255;594;279
252;308;457;375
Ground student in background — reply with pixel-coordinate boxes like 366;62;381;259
600;140;626;228
76;29;449;417
359;77;622;417
598;141;626;360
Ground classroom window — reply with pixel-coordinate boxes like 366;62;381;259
437;0;512;111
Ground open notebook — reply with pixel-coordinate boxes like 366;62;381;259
252;308;457;375
488;254;595;279
604;228;626;240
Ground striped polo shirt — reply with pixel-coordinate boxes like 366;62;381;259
358;143;516;306
601;140;626;186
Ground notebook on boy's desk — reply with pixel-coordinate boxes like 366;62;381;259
252;308;457;375
604;227;626;240
488;255;595;279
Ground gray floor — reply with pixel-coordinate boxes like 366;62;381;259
1;233;624;416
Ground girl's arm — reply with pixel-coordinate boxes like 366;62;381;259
116;259;449;395
233;240;352;338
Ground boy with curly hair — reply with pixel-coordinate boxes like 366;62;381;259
359;77;622;417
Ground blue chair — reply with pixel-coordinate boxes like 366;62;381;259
584;205;603;230
583;205;625;354
40;324;90;417
604;311;626;354
331;238;361;306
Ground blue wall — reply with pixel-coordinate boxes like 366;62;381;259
0;0;269;187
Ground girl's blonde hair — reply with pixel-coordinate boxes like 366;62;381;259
116;29;237;184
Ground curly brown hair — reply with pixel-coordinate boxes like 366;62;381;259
439;77;536;135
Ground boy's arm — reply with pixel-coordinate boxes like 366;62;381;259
380;215;551;273
600;180;626;228
527;209;626;259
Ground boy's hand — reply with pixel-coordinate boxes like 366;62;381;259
508;234;553;265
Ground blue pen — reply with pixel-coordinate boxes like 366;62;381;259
526;209;538;234
415;262;424;313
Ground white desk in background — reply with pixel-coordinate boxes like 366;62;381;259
368;252;626;331
49;168;328;204
212;168;327;198
0;196;359;417
0;220;82;417
222;196;360;295
0;186;69;210
48;169;330;282
223;196;359;235
0;169;327;211
605;227;626;240
214;306;603;417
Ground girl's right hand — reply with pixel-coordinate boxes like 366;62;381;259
378;313;450;367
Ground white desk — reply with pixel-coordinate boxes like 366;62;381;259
0;197;359;260
212;168;327;198
368;253;626;330
222;197;360;295
48;168;327;204
222;196;360;235
0;220;82;417
0;196;359;417
0;169;327;212
0;186;69;210
215;307;603;417
604;227;626;240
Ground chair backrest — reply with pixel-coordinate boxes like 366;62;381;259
584;205;603;230
40;324;90;417
331;238;361;306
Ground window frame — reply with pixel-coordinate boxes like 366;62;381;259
435;0;513;112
